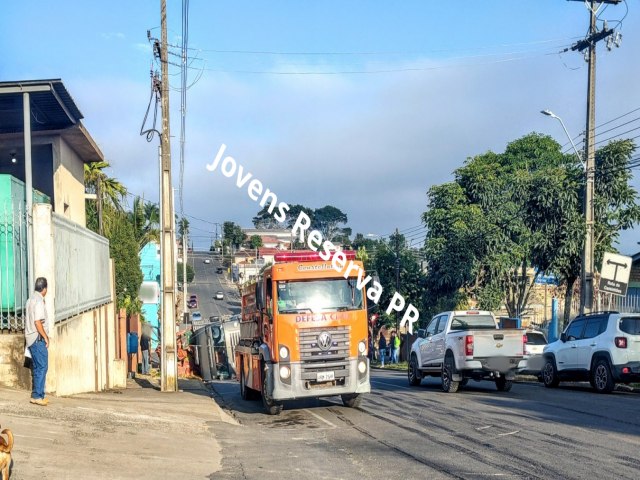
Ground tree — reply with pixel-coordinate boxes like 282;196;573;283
223;221;246;250
249;235;263;249
177;263;195;283
130;197;160;251
84;161;127;236
108;212;144;314
252;205;280;229
312;205;349;242
422;133;640;322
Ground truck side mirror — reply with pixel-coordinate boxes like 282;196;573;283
255;281;264;310
560;332;567;343
417;329;426;339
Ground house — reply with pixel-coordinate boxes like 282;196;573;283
0;79;126;395
242;228;292;250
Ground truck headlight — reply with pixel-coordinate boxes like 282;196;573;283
358;360;367;374
358;341;366;354
279;345;289;360
279;366;291;379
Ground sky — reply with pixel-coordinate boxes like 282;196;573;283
2;1;639;254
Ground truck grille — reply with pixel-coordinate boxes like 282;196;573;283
299;326;350;385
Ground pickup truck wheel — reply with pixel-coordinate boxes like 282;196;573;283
261;362;283;415
408;355;422;386
542;359;560;388
495;377;513;392
441;355;460;393
341;393;363;408
592;359;615;394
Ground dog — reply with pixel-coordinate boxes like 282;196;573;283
0;426;13;480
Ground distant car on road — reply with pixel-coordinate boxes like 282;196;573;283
216;267;224;274
188;294;198;308
204;258;211;264
191;311;202;322
215;291;224;300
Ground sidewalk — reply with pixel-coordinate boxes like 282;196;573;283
0;375;237;479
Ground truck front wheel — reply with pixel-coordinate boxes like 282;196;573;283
261;362;283;415
408;354;422;386
341;393;363;408
441;355;460;393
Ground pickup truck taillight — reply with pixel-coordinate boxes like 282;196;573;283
615;337;627;348
523;334;527;356
465;335;474;356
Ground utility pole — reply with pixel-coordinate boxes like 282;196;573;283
582;1;597;314
394;228;400;333
182;225;188;314
159;0;178;392
567;0;621;314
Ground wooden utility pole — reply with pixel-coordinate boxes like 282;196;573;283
160;0;178;392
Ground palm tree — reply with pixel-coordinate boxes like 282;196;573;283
130;197;160;250
84;161;127;236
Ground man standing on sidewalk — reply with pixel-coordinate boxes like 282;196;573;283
140;331;150;375
24;277;50;406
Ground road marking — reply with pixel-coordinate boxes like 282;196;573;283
304;409;337;429
371;379;411;390
496;430;519;437
476;425;493;430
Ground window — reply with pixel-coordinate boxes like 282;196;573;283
565;319;585;340
526;332;547;345
450;315;496;330
276;278;364;314
435;315;447;335
582;318;604;340
619;317;640;335
426;317;438;336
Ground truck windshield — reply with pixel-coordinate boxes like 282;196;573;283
450;315;496;330
276;278;364;314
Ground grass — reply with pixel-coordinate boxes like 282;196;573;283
372;361;408;371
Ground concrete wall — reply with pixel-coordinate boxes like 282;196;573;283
53;137;86;227
0;334;31;389
0;205;126;395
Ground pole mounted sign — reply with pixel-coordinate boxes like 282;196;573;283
599;252;632;297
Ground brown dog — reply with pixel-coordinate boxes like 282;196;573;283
0;426;13;480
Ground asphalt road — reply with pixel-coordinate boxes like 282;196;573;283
184;251;240;322
207;370;640;480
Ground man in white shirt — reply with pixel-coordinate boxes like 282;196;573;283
24;277;50;406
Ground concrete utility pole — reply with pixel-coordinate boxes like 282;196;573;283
567;0;621;314
394;228;400;333
160;0;178;392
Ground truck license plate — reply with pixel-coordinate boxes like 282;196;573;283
317;371;335;382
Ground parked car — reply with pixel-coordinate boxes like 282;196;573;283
542;311;640;393
409;310;525;392
517;330;547;375
204;258;211;264
215;291;224;300
216;267;224;274
192;311;202;322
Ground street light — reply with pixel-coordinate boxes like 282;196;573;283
542;108;594;316
540;110;584;167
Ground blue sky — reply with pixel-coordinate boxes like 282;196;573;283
2;1;639;254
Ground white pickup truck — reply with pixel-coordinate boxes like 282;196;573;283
408;310;525;393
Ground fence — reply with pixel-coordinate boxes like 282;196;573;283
0;201;28;331
52;212;111;322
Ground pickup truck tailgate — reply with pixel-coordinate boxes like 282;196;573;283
471;330;523;358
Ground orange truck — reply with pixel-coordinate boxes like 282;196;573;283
235;250;371;414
